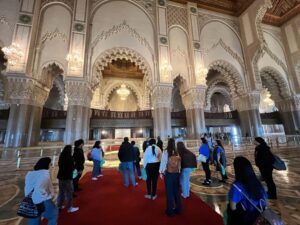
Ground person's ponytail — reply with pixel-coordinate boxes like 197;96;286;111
152;145;156;156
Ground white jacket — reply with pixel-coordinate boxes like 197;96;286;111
25;170;53;204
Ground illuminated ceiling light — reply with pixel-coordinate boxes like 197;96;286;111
2;43;24;66
116;84;130;100
160;60;172;78
66;52;83;69
196;64;208;85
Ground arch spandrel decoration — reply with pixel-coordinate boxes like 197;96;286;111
40;61;64;89
205;81;232;111
260;66;291;102
208;60;246;98
92;47;153;91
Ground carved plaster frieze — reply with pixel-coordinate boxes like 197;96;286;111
276;95;300;112
182;86;206;110
233;92;261;112
198;13;240;35
255;0;273;44
41;0;74;9
38;28;68;48
91;20;154;55
205;84;232;110
6;76;49;106
91;0;155;19
167;5;188;31
65;80;92;107
151;84;173;108
0;15;13;31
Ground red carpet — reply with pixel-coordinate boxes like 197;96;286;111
55;169;224;225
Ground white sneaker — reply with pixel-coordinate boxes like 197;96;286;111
92;177;98;181
68;207;79;213
152;195;157;200
97;174;103;177
144;194;151;199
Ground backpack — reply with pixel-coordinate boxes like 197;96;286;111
87;150;93;161
167;155;181;173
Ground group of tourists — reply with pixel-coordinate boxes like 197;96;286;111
23;135;278;224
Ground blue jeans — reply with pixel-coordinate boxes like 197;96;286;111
28;199;58;225
134;161;141;177
92;159;101;177
165;172;181;215
120;161;136;187
180;168;192;197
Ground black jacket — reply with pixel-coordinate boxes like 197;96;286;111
57;155;74;180
73;147;85;171
180;150;197;169
255;144;274;169
118;141;135;162
157;140;163;150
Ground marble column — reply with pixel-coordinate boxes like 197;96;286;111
64;80;92;145
182;87;207;139
4;76;49;147
234;92;263;137
151;84;173;139
277;95;300;134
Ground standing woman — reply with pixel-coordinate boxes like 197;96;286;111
91;141;103;180
24;157;58;225
227;156;267;225
131;141;142;179
57;145;79;213
143;138;162;200
199;137;211;185
159;138;181;216
254;137;277;199
177;141;197;198
73;139;85;192
213;139;228;182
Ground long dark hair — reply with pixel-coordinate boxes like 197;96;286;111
234;156;265;200
166;138;177;157
59;145;73;165
93;141;101;148
177;141;187;156
149;138;156;156
34;157;51;170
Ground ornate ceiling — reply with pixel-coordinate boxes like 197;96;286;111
102;59;144;79
170;0;300;26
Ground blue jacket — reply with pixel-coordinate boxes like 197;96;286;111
199;144;210;158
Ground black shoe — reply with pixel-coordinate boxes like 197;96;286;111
202;180;211;185
165;210;175;217
173;208;181;215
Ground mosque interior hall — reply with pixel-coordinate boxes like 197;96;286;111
0;0;300;225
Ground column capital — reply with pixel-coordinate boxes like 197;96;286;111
182;86;206;110
233;91;260;112
276;94;300;112
6;74;49;107
65;79;92;107
151;84;173;108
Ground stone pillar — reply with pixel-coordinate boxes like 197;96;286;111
65;79;92;145
151;84;173;139
182;86;206;139
276;95;300;134
234;92;263;137
4;76;49;147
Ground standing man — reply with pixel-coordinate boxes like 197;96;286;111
157;136;163;150
73;139;85;192
118;137;137;187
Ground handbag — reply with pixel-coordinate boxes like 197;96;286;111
72;169;78;179
197;154;207;163
272;154;286;171
100;159;105;167
17;190;44;218
142;168;147;181
233;184;285;225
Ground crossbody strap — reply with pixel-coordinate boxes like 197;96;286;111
232;183;264;213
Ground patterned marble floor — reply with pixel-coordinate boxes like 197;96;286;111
0;146;299;225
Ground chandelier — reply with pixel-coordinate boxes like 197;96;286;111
196;64;208;85
116;84;130;100
66;52;83;69
2;43;24;66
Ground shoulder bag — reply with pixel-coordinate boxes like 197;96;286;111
17;190;45;218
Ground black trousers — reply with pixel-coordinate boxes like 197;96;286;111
260;167;277;198
146;162;160;196
201;162;211;181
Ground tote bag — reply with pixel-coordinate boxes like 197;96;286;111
272;154;286;171
197;154;207;163
17;190;44;218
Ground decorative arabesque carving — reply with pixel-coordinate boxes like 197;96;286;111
65;80;92;107
52;75;66;107
151;84;173;108
6;76;49;106
167;5;188;31
182;87;206;110
41;0;74;9
39;63;64;89
91;0;155;19
209;60;246;98
198;13;240;34
38;28;68;48
91;20;154;55
233;91;261;112
255;0;273;44
205;82;232;110
92;47;152;91
0;15;12;31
